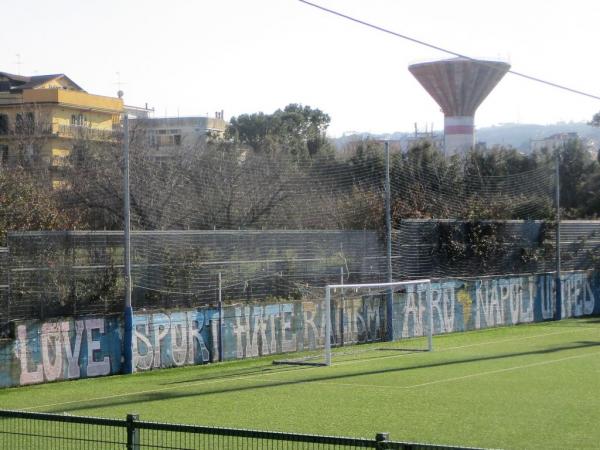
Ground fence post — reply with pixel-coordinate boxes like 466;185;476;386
376;432;390;449
126;413;140;450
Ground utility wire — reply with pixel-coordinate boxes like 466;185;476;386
298;0;600;101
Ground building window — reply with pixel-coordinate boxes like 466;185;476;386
174;135;181;146
0;114;8;135
71;114;86;126
0;145;8;165
15;112;35;135
15;114;23;133
72;143;87;166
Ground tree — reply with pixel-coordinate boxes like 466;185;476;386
61;130;306;231
227;104;332;160
0;167;80;245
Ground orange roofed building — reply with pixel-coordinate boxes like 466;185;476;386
0;71;124;188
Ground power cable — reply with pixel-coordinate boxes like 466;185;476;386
298;0;600;101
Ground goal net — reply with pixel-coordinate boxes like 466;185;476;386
274;279;433;366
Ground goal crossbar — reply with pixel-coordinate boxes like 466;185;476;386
326;280;431;290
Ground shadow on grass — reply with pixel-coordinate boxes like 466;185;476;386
162;364;293;385
552;317;600;326
47;339;600;415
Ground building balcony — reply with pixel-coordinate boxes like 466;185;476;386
56;124;120;141
0;126;53;139
51;156;70;168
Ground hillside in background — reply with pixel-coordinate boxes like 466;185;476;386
333;122;600;153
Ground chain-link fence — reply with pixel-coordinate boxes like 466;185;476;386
2;136;599;330
394;220;600;279
5;229;385;323
6;221;600;325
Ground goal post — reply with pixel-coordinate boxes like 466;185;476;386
274;279;433;367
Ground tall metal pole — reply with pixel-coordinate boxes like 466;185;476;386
554;147;562;321
123;114;134;374
218;272;223;362
339;267;344;347
384;141;394;340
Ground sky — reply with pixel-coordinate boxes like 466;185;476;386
2;0;600;137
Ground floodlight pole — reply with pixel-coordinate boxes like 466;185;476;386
218;272;224;362
123;114;134;374
339;267;344;347
554;146;562;321
384;141;394;340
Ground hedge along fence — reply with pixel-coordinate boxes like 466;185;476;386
1;269;599;389
393;220;600;280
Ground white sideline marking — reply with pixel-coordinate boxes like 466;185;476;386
311;350;600;391
404;351;600;389
21;327;594;411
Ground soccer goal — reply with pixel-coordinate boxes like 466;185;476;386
273;279;433;366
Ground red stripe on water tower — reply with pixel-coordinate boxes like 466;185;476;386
445;125;474;135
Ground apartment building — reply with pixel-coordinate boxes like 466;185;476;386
130;112;227;160
0;71;123;187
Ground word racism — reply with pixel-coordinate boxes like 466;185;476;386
1;271;598;387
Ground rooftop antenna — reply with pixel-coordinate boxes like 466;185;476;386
115;71;127;98
15;54;23;75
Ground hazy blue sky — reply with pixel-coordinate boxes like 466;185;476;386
2;0;599;136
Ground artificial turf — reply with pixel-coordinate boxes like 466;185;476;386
1;317;599;449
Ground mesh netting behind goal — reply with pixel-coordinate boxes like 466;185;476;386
273;280;433;366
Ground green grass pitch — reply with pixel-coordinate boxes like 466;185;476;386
2;317;600;449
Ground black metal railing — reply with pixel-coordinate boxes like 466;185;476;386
0;410;482;450
57;124;119;140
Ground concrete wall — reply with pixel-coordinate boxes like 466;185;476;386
0;315;121;388
392;271;599;340
1;270;598;388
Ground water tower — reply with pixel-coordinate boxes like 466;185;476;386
408;57;510;155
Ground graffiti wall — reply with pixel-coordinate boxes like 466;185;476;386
1;270;599;388
130;296;384;371
392;271;600;339
0;315;122;388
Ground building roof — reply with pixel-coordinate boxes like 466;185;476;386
0;71;84;92
0;71;29;83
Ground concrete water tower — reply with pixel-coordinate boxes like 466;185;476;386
409;57;510;155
